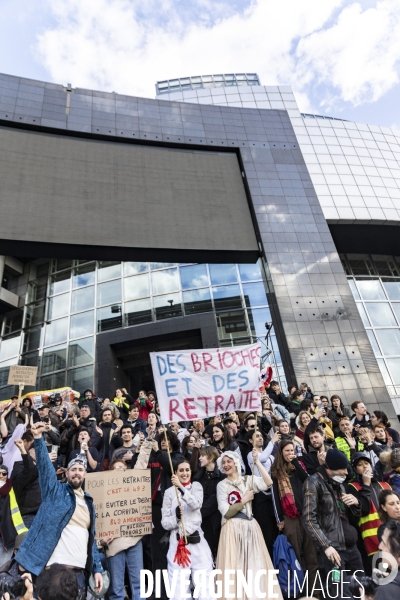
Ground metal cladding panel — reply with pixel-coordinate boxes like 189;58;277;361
0;127;257;254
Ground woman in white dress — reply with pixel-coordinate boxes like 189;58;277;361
161;459;214;600
216;450;284;600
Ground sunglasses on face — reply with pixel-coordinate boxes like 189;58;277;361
248;424;255;429
0;472;7;476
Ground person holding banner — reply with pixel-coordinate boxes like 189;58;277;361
161;459;214;600
216;449;284;600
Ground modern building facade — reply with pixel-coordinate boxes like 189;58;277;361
0;70;398;423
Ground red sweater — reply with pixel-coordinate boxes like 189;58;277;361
134;397;153;420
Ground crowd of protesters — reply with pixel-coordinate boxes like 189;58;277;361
0;382;399;599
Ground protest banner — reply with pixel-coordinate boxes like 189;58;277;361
86;469;152;540
0;386;80;408
150;342;262;424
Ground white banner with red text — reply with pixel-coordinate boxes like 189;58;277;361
150;343;262;424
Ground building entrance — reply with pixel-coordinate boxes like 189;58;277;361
112;330;203;398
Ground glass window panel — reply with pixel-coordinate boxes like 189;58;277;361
151;269;180;295
97;261;121;282
0;335;21;361
97;280;122;306
356;303;371;327
377;359;393;386
179;265;209;290
2;311;23;335
242;282;268;308
0;386;15;401
42;344;67;374
248;307;272;337
392;304;400;324
150;263;177;270
125;298;152;326
23;326;42;353
124;262;148;276
53;259;73;272
124;273;150;301
20;351;40;368
383;281;400;300
348;279;360;301
97;305;122;332
50;271;71;295
71;286;95;313
0;366;11;388
216;310;248;340
25;301;46;327
70;311;94;339
357;280;386;300
183;289;212;315
40;372;66;390
26;277;48;303
209;264;238;285
367;330;381;356
72;263;96;288
154;293;182;320
67;365;93;392
238;263;263;281
212;285;242;310
365;303;396;327
44;317;68;346
375;329;400;356
68;337;94;368
48;293;70;320
386;358;400;385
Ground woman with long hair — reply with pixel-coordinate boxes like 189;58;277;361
181;434;201;473
294;410;312;446
216;450;283;600
371;410;400;444
210;423;245;474
271;440;319;589
378;489;400;527
161;459;214;600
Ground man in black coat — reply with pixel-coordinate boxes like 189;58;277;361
78;389;101;421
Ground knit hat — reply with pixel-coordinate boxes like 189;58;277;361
67;454;87;470
325;448;348;471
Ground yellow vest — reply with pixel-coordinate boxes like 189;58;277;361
9;488;28;535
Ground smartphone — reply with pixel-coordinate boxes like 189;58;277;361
51;445;58;454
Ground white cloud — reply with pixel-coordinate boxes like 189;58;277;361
37;0;343;97
295;0;400;108
36;0;400;113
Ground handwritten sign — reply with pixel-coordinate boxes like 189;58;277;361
8;366;38;386
150;343;262;424
86;469;152;540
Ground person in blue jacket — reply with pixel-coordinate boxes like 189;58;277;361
15;421;104;600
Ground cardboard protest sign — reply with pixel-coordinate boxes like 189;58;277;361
150;343;262;424
8;366;38;386
86;469;152;540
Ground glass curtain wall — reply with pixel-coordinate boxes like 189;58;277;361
0;259;286;399
341;253;400;396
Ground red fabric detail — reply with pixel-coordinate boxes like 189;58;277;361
181;481;191;487
281;494;301;519
227;490;242;505
0;480;12;497
174;536;191;567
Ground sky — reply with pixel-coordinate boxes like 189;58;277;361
0;0;400;130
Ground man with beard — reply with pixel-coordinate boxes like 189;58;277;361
15;422;104;600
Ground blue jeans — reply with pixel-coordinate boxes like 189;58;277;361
108;540;143;600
